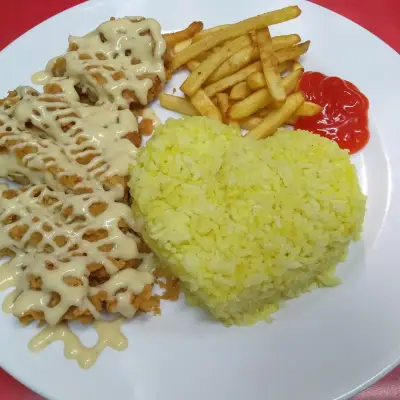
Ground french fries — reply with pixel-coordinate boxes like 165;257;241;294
256;27;285;103
216;92;230;122
286;101;322;124
247;91;305;139
239;115;264;130
229;68;303;119
194;51;213;62
192;24;230;42
253;33;301;50
216;94;241;128
277;60;294;74
292;60;303;71
271;34;301;51
229;87;270;120
206;45;257;84
246;61;292;90
295;101;322;117
159;5;313;141
159;93;200;116
228;120;241;129
205;61;262;97
164;22;204;47
230;81;251;100
186;60;201;71
206;35;298;85
256;108;270;117
174;39;193;54
181;35;252;96
240;99;321;129
190;89;223;121
275;41;310;63
247;71;266;91
171;6;301;69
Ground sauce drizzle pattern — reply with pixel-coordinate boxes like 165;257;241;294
0;16;168;368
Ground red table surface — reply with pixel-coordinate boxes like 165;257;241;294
0;1;399;399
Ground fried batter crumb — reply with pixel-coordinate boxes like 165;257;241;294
138;118;154;136
154;269;181;301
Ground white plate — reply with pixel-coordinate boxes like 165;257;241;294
1;0;400;399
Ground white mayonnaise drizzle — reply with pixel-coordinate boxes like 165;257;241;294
0;15;166;368
41;17;166;109
31;71;52;85
28;318;128;369
143;107;161;128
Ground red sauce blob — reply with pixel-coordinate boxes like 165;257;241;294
294;72;370;154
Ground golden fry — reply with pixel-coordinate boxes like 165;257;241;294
275;41;310;63
192;24;230;42
271;34;301;51
282;68;303;92
159;93;200;116
229;88;270;120
207;36;300;84
229;68;303;119
292;60;303;71
228;120;241;129
164;22;204;47
247;71;266;90
295;101;322;117
190;89;223;121
204;61;262;97
239;115;264;130
186;60;201;71
247;92;305;139
171;6;301;69
174;38;193;54
216;93;230;122
278;60;294;74
211;96;219;106
206;45;258;83
256;28;285;103
286;101;322;124
256;108;270;117
246;61;293;90
193;51;214;62
216;93;230;113
230;81;252;100
181;35;252;96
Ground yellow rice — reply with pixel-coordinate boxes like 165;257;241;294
129;117;366;325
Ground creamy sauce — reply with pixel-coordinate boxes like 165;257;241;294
143;107;161;128
0;182;155;322
31;71;52;85
28;318;127;369
0;253;31;290
37;17;166;109
139;253;156;273
2;290;17;314
2;89;139;197
0;15;165;369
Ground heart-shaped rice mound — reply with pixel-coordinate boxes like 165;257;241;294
129;117;366;325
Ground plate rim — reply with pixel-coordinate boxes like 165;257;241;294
0;1;399;399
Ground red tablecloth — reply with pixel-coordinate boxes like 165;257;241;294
0;1;399;399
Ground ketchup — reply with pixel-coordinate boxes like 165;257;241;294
294;72;370;154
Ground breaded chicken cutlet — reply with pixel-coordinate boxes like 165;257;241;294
0;182;159;325
0;85;141;200
0;15;193;328
38;16;172;110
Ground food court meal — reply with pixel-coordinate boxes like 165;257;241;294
0;5;368;368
